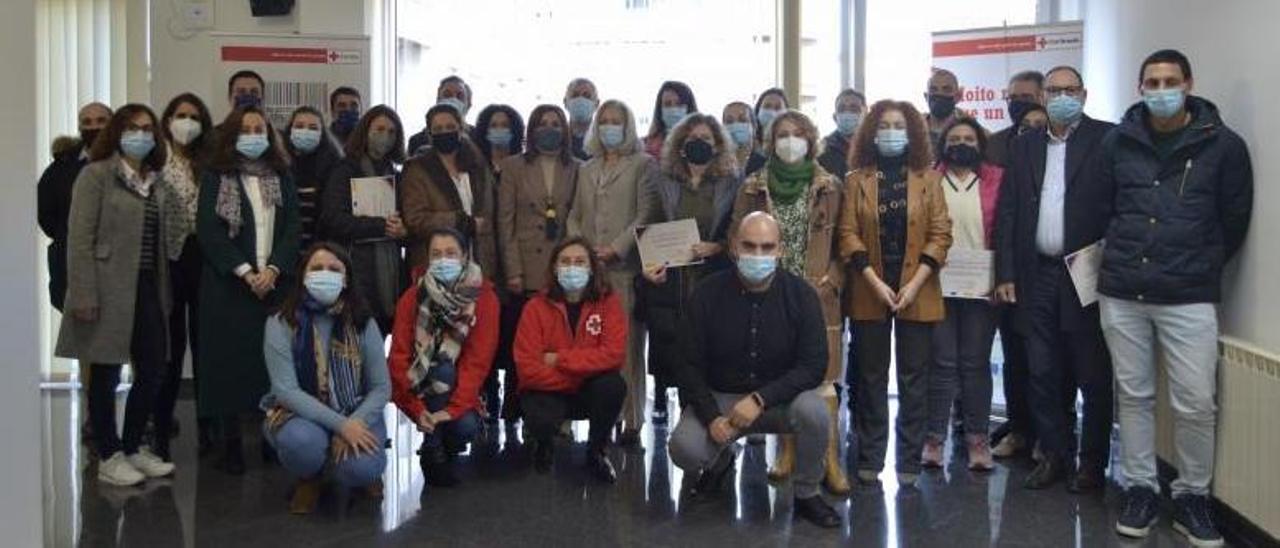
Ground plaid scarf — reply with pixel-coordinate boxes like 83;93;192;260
216;160;282;238
265;298;365;432
408;262;484;396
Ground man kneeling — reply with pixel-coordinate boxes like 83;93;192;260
668;212;841;528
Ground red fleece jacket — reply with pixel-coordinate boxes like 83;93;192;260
514;291;627;394
389;269;500;420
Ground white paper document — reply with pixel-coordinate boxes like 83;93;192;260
635;219;704;270
350;176;396;218
1065;240;1105;307
940;248;995;300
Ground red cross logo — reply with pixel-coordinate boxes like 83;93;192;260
586;314;603;336
328;50;340;63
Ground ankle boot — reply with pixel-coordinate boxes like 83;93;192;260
823;394;851;495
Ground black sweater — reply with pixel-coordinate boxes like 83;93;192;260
37;143;89;243
676;268;827;426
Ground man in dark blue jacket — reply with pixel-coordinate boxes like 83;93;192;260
1100;49;1252;547
995;65;1115;493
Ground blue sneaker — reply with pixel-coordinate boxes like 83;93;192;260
1172;494;1225;547
1115;486;1160;538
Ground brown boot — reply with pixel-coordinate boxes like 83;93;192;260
289;478;322;515
823;395;851;496
767;435;795;482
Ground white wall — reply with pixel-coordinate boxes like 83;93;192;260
0;0;47;545
1081;0;1280;356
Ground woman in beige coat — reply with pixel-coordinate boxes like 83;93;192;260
568;99;657;444
730;109;849;496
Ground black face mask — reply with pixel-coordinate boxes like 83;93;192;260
928;94;957;119
944;143;982;168
431;131;462;154
1007;100;1037;126
534;127;563;153
682;139;714;166
79;128;101;147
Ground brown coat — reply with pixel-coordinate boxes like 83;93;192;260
731;164;845;380
838;167;952;323
497;154;580;292
400;152;499;279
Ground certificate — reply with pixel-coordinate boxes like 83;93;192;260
940;248;995;300
1065;240;1105;307
635;219;704;269
350;176;396;218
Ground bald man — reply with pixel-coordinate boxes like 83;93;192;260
668;212;841;528
924;69;962;145
38;101;112;311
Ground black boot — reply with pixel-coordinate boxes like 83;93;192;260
532;438;553;474
692;447;736;497
420;443;459;487
197;418;215;457
794;495;842;528
586;449;616;483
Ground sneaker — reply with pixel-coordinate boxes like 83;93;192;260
98;452;145;486
920;439;944;468
1172;494;1224;547
1115;486;1160;538
991;432;1025;458
127;447;175;478
966;435;994;472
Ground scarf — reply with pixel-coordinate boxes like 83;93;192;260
117;157;158;198
294;297;365;414
216;160;282;238
162;146;199;260
408;261;484;397
767;159;814;206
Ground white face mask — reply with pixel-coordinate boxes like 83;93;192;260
775;136;809;164
169;118;203;146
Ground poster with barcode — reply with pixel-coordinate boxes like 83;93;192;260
212;33;371;127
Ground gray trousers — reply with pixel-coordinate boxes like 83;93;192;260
854;318;933;475
669;388;828;498
927;298;998;440
1100;295;1219;497
607;270;648;428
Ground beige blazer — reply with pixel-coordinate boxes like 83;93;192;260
568;152;657;272
497;154;580;292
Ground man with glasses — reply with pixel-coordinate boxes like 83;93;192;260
994;65;1115;493
987;70;1044;167
1100;49;1252;547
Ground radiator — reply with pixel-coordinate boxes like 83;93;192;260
1156;336;1280;536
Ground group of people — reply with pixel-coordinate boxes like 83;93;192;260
39;47;1251;543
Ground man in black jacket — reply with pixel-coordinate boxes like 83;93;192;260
1100;50;1252;547
669;212;840;529
995;65;1114;492
37;101;111;311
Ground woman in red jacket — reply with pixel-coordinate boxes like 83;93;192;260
515;236;628;483
389;227;500;488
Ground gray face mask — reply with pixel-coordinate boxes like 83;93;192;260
367;131;396;158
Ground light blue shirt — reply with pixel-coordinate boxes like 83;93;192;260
1035;123;1077;256
262;315;390;431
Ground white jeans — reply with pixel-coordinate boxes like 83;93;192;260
1099;295;1219;496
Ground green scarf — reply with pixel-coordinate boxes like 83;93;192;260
767;159;815;206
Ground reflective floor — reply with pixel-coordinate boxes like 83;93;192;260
42;387;1200;547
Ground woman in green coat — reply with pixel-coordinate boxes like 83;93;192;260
197;105;301;474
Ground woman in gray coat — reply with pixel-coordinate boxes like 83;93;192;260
56;104;176;487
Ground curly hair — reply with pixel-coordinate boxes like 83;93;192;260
761;109;821;163
473;104;525;161
847;99;932;172
659;113;737;180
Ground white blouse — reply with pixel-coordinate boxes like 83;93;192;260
233;175;276;275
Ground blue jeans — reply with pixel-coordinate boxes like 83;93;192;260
266;415;387;488
421;363;481;450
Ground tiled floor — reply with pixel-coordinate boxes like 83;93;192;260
43;387;1200;547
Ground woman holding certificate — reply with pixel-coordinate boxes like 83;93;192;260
637;113;739;424
837;99;951;487
319;105;409;334
921;117;1004;471
729;109;850;496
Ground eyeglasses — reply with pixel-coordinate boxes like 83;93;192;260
1045;86;1083;97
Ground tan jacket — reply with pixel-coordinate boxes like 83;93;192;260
568;153;657;272
497;154;580;292
838;167;952;323
401;152;498;279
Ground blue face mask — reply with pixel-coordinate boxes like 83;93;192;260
234;94;262;109
438;97;468;117
875;128;908;157
119;130;155;160
835;112;861;136
334;109;359;134
726;122;753;147
1143;87;1186;119
736;254;777;284
598;124;625;149
236;133;270;159
661;106;688;130
290;128;322;153
304;270;345;306
566;97;596;123
486;127;513;148
556;265;591;292
429;258;464;285
1046;94;1083;125
757;107;783;129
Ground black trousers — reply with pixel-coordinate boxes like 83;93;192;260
853;317;933;475
521;372;626;452
486;293;527;419
88;269;168;458
998;305;1031;437
1024;259;1113;470
154;236;201;445
48;240;67;312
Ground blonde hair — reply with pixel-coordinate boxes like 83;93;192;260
659;113;738;180
583;99;641;158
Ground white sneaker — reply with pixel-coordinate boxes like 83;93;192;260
127;447;175;478
98;452;145;486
